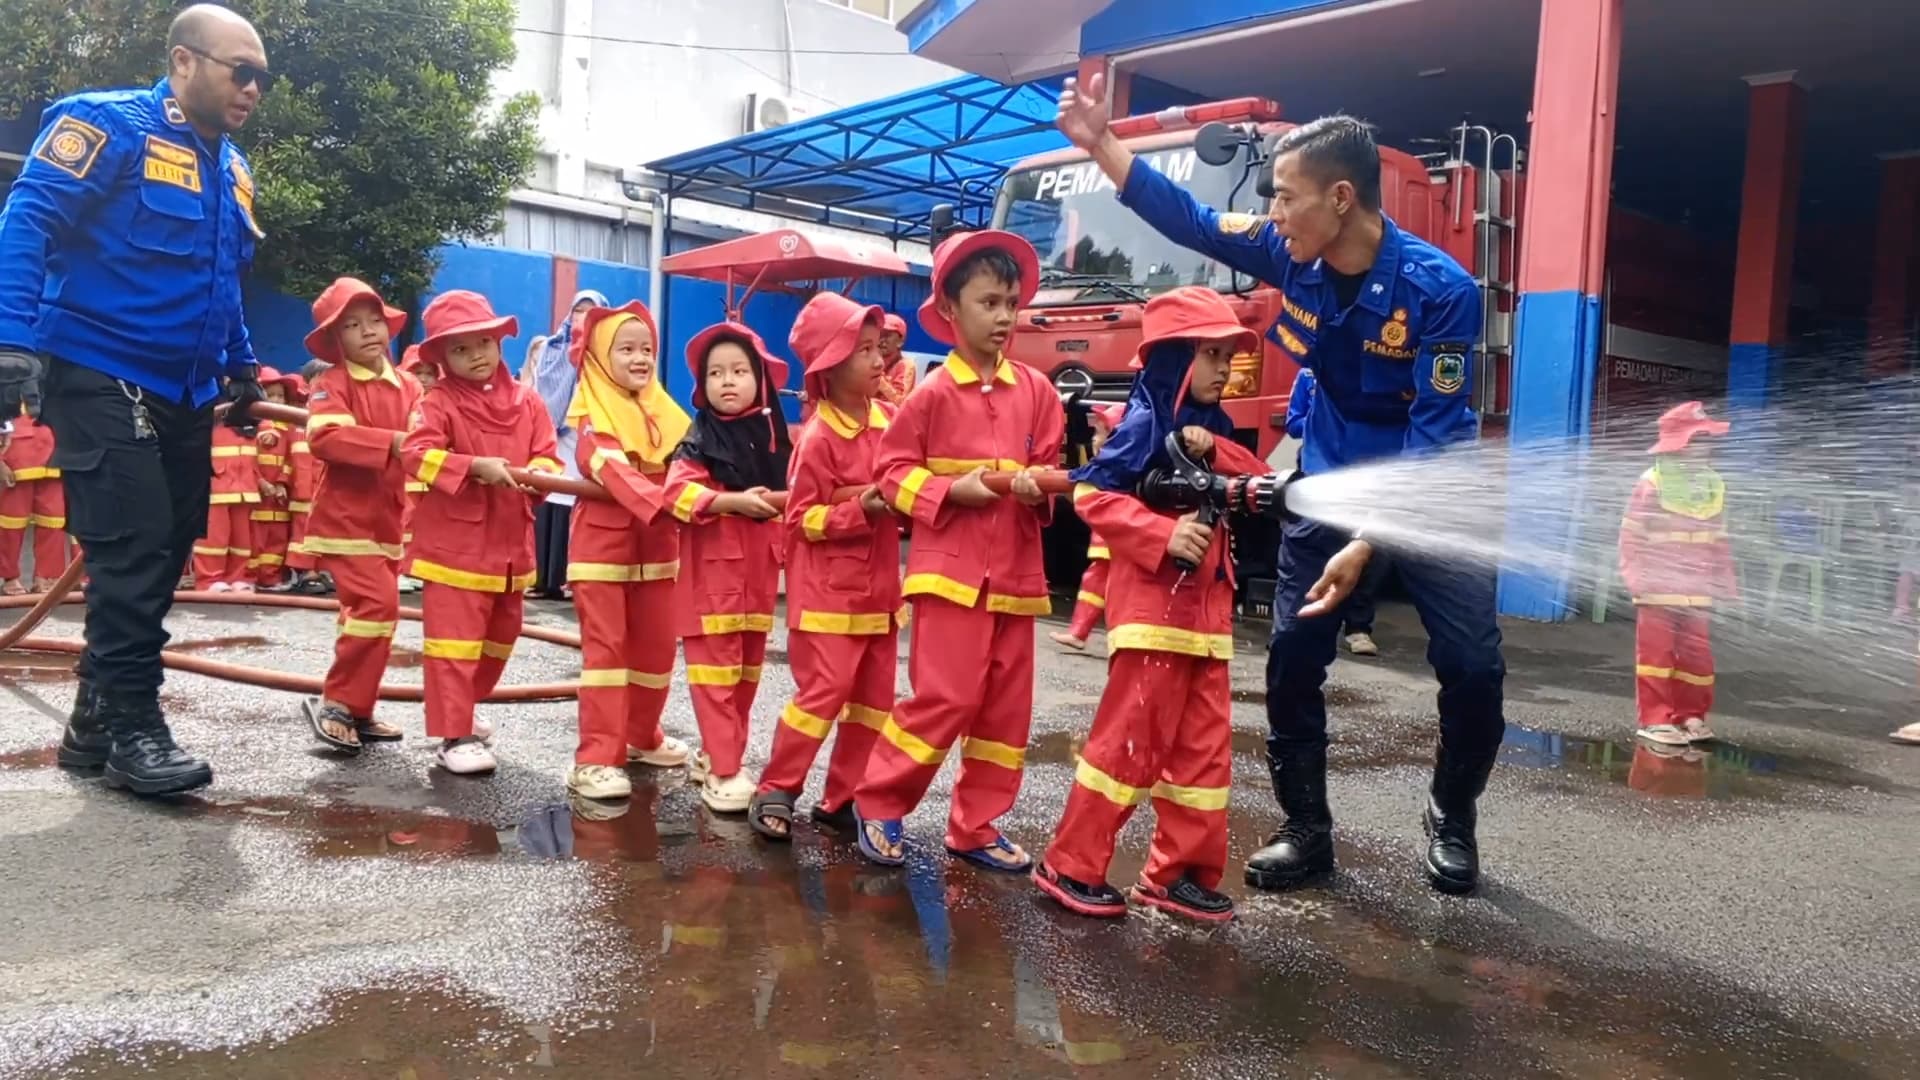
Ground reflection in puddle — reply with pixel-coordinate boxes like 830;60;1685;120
1499;725;1890;800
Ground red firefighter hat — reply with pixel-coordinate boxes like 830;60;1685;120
881;312;908;338
399;344;425;374
917;229;1040;346
418;290;519;368
1129;286;1258;369
1647;400;1730;454
260;365;306;404
686;321;791;410
305;277;407;366
790;292;884;398
1092;403;1126;430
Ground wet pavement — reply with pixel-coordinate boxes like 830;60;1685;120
1;598;1918;1078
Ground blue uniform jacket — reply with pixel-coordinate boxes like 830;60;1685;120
0;79;262;406
1285;367;1316;441
1119;157;1481;475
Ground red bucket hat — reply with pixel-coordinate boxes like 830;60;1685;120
881;312;908;338
304;277;407;366
917;229;1040;346
260;366;306;404
568;301;658;373
686;321;791;410
1648;400;1730;454
790;292;883;398
399;345;424;374
1128;286;1258;369
418;290;518;368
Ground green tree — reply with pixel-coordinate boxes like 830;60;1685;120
0;0;540;308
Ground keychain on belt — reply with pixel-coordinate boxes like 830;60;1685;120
119;380;155;441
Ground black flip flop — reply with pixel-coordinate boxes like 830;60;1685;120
354;716;405;743
749;791;795;842
809;802;856;832
303;698;361;754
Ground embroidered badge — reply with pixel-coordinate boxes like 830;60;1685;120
1272;322;1309;358
34;116;108;180
143;135;202;192
1216;212;1265;239
1381;317;1408;349
1431;352;1467;394
309;389;330;402
230;157;265;238
163;97;187;126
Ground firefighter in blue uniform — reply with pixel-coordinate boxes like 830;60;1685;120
0;5;271;796
1057;75;1506;894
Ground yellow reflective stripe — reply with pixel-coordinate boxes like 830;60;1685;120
1086;545;1110;560
961;737;1025;771
289;501;313;513
1072;481;1098;504
410;558;517;593
589;446;622;479
801;504;831;542
893;466;932;515
794;609;894;635
1106;623;1233;658
1632;594;1715;607
926;457;1024;474
629;669;671;689
208;493;253;505
423;637;484;660
418;448;448;486
781;703;833;740
895;603;911;628
1077;590;1105;608
1644;531;1725;543
292;441;311;454
902;572;979;608
27;514;63;528
579;668;628;688
210;445;255;458
301;537;405;559
844;704;889;730
672;482;712;523
10;466;55;481
404;480;429;494
1064;1041;1128;1067
249;510;291;522
699;612;776;634
338;617;397;639
670;925;723;948
258;454;285;466
511;570;538;592
306;413;356;431
986;592;1052;616
1074;757;1147;807
482;640;514;660
568;560;681;583
191;544;226;556
878;715;947;766
527;456;563;474
1634;664;1716;687
0;514;29;529
1150;780;1230;811
252;554;283;566
686;663;742;686
743;664;763;682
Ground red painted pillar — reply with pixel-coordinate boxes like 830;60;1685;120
1868;153;1920;379
1726;72;1807;408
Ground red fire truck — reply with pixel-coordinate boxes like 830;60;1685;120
988;97;1521;464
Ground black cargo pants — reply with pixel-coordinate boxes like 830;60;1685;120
39;357;214;694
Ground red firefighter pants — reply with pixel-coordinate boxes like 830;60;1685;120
1066;559;1110;640
319;554;401;718
683;630;767;777
192;504;253;586
287;511;315;571
855;597;1033;851
1045;649;1233;890
0;479;68;581
573;578;678;766
1634;606;1715;727
250;510;290;586
422;581;523;740
757;628;896;810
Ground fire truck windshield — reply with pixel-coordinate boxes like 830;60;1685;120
994;146;1264;306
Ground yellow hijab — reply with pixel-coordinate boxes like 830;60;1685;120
566;311;690;466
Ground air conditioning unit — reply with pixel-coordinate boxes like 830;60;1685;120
744;93;806;134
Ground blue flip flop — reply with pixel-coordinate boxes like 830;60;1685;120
946;834;1031;874
854;806;906;867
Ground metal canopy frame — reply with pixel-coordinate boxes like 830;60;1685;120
646;75;1069;241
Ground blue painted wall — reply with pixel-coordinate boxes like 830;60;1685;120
1083;0;1343;54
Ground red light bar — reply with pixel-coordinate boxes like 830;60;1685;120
1110;97;1284;137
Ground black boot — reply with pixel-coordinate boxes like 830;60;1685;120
100;691;213;796
1244;741;1334;890
1422;741;1499;894
56;679;112;771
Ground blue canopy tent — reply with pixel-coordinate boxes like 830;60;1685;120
645;74;1069;242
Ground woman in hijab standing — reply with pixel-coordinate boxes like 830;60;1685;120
528;289;608;599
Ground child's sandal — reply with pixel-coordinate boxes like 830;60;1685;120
749;791;795;841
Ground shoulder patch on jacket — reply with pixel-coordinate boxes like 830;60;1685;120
34;115;109;180
1216;212;1265;238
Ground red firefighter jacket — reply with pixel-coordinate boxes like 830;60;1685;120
569;424;681;586
873;352;1064;615
1072;439;1269;658
784;399;903;635
305;361;422;559
251;421;292;523
209;424;261;505
401;382;562;593
287;426;315;514
664;457;782;639
1618;465;1740;607
2;412;57;481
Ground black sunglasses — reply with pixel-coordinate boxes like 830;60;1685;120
186;46;276;94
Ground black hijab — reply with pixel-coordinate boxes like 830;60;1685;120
672;324;794;492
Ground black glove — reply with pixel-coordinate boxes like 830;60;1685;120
223;363;266;431
0;348;43;422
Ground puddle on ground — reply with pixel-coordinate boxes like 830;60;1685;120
1022;725;1269;768
386;645;425;669
1499;725;1897;800
0;742;58;770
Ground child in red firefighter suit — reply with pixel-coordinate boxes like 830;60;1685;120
397;346;433;595
664;322;793;813
748;292;903;840
1033;287;1266;923
564;300;696;802
249;368;300;589
877;312;915;405
0;409;69;593
1050;403;1125;652
281;376;322;595
1618;401;1738;747
300;277;423;752
403;290;563;776
194;398;261;592
854;230;1064;871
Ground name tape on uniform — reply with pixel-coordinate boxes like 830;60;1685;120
144;135;202;193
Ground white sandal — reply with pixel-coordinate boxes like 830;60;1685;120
629;736;691;768
700;771;754;814
1636;724;1690;747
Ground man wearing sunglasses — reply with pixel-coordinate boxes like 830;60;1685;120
0;4;273;797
